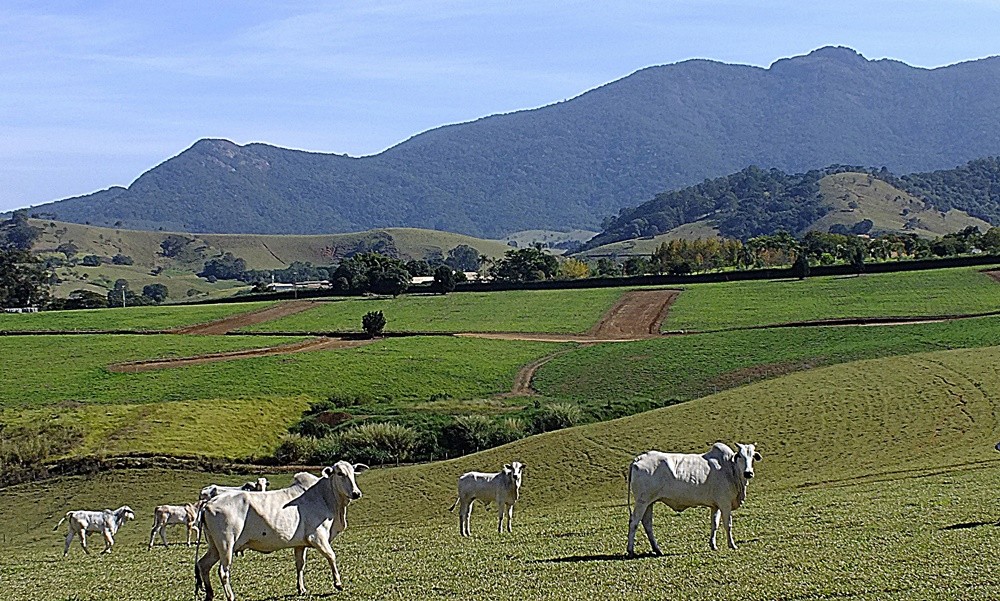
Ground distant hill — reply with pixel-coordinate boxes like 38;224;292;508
30;220;509;299
31;46;1000;238
584;164;992;251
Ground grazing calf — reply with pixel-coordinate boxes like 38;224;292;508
54;506;135;556
148;501;204;548
199;477;269;501
627;442;761;556
448;462;524;536
196;462;368;601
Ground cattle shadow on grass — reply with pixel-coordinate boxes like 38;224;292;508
940;520;1000;531
530;551;695;564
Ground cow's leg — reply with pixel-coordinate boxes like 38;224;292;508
709;508;721;551
627;500;650;557
149;520;158;549
505;504;514;533
309;537;343;591
195;544;220;601
294;547;308;594
460;499;473;537
78;529;89;554
102;530;115;553
496;499;505;534
218;547;236;601
722;507;737;550
641;504;661;556
63;529;75;556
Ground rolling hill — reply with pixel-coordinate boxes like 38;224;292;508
29;219;511;299
586;166;991;251
29;46;1000;238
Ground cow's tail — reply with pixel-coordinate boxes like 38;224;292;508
626;461;636;517
447;497;459;512
53;514;68;532
193;503;207;599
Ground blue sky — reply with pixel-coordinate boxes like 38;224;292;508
2;0;998;213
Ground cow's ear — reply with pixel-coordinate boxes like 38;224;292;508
504;464;512;471
322;466;334;477
353;463;369;474
753;452;762;462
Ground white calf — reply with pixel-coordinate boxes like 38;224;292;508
54;506;135;556
149;501;204;548
448;462;524;536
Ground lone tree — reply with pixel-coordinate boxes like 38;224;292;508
362;310;386;338
790;253;810;280
431;265;456;294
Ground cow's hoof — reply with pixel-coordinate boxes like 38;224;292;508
652;548;663;557
335;583;344;591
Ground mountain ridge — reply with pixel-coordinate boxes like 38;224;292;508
31;46;1000;237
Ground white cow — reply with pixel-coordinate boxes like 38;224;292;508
54;506;136;556
627;443;761;557
148;501;204;548
448;462;524;536
195;462;368;601
199;477;269;501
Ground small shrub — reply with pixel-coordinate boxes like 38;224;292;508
532;402;584;433
362;310;386;337
273;434;319;464
339;422;417;465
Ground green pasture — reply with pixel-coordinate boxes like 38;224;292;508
242;288;629;333
4;345;1000;599
667;265;1000;331
0;301;273;332
0;335;562;457
535;314;1000;407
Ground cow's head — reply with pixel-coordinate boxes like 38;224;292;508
733;444;761;480
255;477;269;491
118;506;136;521
323;461;368;501
504;462;525;495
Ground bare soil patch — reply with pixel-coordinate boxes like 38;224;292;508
170;300;318;335
586;290;679;339
108;337;372;373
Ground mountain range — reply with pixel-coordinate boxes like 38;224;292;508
32;46;1000;238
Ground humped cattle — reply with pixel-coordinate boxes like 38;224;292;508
148;501;204;548
195;462;367;601
627;443;761;557
199;477;269;501
448;462;524;536
54;506;136;556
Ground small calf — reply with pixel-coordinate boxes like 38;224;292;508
148;501;204;548
54;506;135;556
449;462;524;536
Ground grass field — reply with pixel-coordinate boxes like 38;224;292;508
0;335;563;457
3;345;1000;599
666;265;1000;331
0;302;274;332
242;288;629;333
535;314;1000;407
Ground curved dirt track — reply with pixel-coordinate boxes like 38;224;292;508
460;289;681;344
108;336;372;373
171;300;318;335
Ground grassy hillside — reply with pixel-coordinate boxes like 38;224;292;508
29;219;510;298
4;345;1000;599
576;220;721;258
811;171;989;237
666;265;1000;331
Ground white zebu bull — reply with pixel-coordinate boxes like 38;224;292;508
195;462;368;601
199;477;269;501
627;443;761;557
54;505;135;556
448;462;524;536
148;501;204;548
